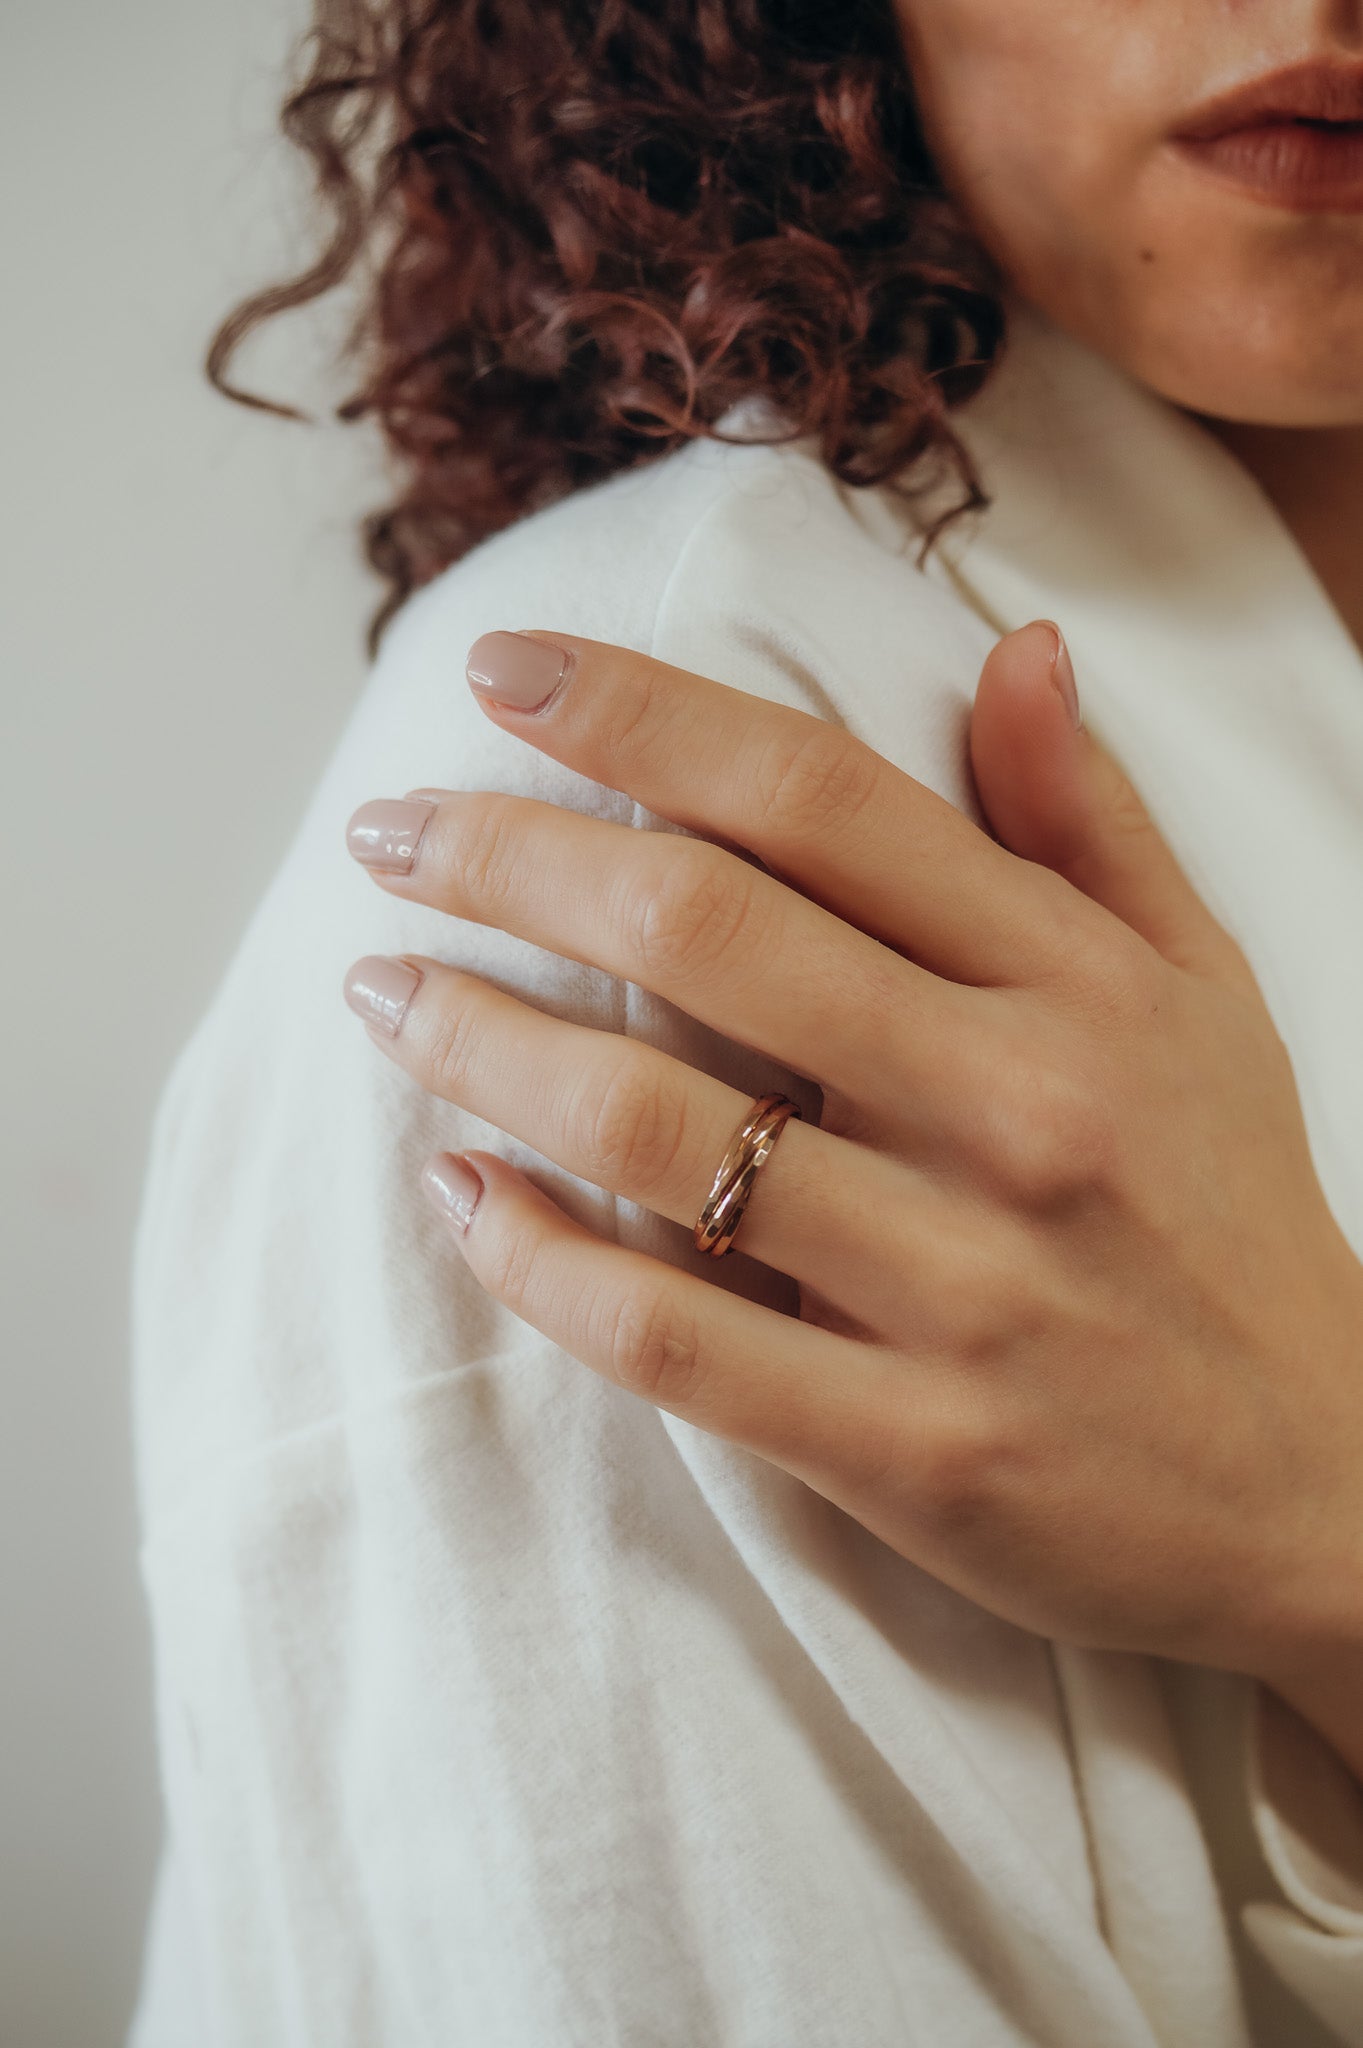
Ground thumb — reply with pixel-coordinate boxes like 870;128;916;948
969;620;1251;986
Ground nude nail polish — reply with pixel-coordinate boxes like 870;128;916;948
346;798;435;873
466;631;573;711
343;955;423;1037
1044;624;1084;730
421;1153;483;1233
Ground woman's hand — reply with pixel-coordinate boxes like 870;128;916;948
343;623;1363;1767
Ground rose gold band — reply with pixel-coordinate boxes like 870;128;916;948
693;1092;802;1259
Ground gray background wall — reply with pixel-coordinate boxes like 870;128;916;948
2;4;377;2037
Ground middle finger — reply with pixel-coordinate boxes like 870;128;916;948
347;789;991;1121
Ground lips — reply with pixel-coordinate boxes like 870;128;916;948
1174;60;1363;139
1171;60;1363;209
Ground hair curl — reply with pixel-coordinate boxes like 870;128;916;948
210;0;1009;648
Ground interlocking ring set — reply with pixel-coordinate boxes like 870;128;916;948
692;1092;801;1259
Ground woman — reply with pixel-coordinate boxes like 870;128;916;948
130;2;1363;2043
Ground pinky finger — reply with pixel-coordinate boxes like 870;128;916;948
421;1149;896;1485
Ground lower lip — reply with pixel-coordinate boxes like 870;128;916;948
1173;120;1363;210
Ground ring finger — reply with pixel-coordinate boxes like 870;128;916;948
347;789;996;1140
343;951;1005;1335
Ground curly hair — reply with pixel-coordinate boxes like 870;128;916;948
210;0;1009;647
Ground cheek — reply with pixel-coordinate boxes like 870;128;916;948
1007;145;1363;425
897;0;1363;421
900;3;1148;325
913;48;1363;423
1110;211;1363;424
933;120;1147;350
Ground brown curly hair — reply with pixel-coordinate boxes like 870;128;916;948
210;0;1009;648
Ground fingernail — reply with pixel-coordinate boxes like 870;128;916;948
346;798;435;874
421;1152;483;1234
343;955;423;1037
466;631;573;712
1043;623;1084;731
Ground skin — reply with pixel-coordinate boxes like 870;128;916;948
346;630;1363;1786
342;2;1363;1780
896;0;1363;639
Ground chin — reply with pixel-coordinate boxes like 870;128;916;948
1137;305;1363;428
1068;277;1363;429
1013;189;1363;429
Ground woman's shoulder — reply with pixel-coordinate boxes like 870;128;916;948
345;430;997;823
132;433;997;1515
154;431;1001;1138
395;426;979;648
167;433;998;1130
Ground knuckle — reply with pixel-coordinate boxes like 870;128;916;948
913;1406;1012;1536
1085;941;1162;1027
600;662;667;764
988;1056;1120;1205
1046;930;1163;1032
425;992;484;1100
1106;771;1157;845
576;1056;690;1197
751;724;881;843
478;1219;541;1313
630;846;763;984
600;1286;704;1407
452;794;524;911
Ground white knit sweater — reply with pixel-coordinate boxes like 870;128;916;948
129;302;1363;2047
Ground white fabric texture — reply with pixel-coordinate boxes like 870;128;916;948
129;300;1363;2047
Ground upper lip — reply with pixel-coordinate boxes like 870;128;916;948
1173;60;1363;140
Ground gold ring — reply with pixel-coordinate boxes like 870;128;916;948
693;1092;802;1259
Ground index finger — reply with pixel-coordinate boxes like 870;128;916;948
464;629;1096;988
